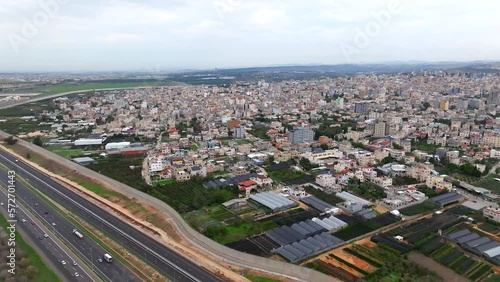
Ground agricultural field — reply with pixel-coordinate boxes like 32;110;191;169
307;240;443;282
479;222;500;235
411;228;496;281
149;178;239;213
87;156;150;191
212;219;278;245
0;100;59;117
399;200;439;216
185;203;278;245
0;118;53;134
388;213;464;244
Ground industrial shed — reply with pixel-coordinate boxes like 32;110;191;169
431;192;465;207
74;138;104;146
300;196;340;214
275;233;343;263
250;192;297;212
355;208;377;220
72;157;97;166
474;241;500;255
336;191;370;205
105;141;130;150
464;237;491;249
484;246;500;258
291;220;325;237
455;233;480;245
311;216;348;232
266;226;305;246
444;229;471;240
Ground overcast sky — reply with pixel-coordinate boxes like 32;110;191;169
1;0;499;72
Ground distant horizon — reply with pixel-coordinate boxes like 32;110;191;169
1;59;499;74
2;1;499;72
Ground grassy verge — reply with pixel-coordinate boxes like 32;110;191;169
0;213;60;282
243;274;282;282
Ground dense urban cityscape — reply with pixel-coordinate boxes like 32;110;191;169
1;0;500;282
0;66;498;282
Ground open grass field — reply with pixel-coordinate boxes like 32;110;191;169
21;80;175;97
236;139;253;145
45;145;91;157
267;168;307;182
248;127;271;140
0;213;61;282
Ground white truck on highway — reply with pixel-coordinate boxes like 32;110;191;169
72;229;83;239
103;253;112;263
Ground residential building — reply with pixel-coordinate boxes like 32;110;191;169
354;102;370;114
374;122;388;137
316;174;336;188
288;127;314;144
233;126;246;139
483;207;500;223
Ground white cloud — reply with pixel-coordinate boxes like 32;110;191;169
99;33;144;43
249;9;285;26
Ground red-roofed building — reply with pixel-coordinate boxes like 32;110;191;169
239;180;257;197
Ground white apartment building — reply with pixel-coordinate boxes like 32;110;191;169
316;174;336;188
490;149;500;158
483;207;500;223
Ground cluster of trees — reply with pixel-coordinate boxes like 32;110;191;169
149;177;238;213
87;157;150;191
299;157;319;171
347;178;387;201
4;136;17;145
434;157;483;177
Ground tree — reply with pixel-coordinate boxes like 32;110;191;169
26;153;31;159
320;143;329;150
33;136;43;147
392;143;403;150
4;136;17;145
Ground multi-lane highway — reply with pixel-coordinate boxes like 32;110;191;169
0;149;223;282
0;166;140;282
0;185;99;281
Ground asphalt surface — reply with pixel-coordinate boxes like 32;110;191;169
0;149;223;282
0;185;96;281
0;166;139;282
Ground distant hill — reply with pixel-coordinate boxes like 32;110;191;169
168;61;500;83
